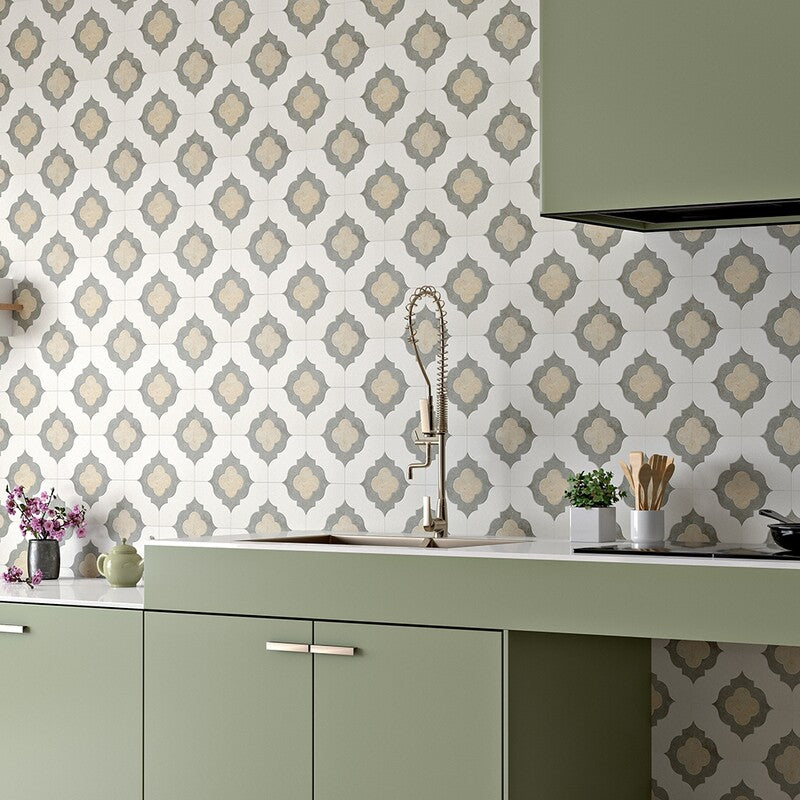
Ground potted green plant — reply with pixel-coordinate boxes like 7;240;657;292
563;469;625;543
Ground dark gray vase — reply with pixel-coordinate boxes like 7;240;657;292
27;538;60;580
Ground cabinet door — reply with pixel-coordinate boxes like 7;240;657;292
0;603;142;800
314;622;502;800
145;612;312;800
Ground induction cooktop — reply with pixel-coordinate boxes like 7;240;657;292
573;543;800;560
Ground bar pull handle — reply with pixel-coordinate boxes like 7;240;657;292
0;625;26;634
266;642;309;654
310;644;356;657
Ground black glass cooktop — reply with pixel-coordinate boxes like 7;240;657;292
574;544;800;560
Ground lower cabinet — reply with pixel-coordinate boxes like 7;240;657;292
0;602;142;800
314;622;502;800
144;613;313;800
144;612;502;800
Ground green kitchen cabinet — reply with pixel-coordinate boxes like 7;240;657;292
313;622;502;800
540;0;800;230
0;602;142;800
144;612;313;800
144;613;502;800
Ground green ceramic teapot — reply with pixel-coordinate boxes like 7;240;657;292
97;538;144;587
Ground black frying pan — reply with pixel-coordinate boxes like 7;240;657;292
760;509;800;552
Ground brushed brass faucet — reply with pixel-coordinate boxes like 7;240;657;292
405;286;449;538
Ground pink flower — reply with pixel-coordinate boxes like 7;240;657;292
29;569;43;586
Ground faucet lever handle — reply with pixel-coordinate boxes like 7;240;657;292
419;399;432;435
422;496;432;529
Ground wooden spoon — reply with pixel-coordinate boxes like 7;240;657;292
629;451;645;504
637;463;653;510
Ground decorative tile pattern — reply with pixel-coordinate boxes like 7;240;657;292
0;3;799;787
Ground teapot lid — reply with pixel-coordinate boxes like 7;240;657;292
110;537;139;555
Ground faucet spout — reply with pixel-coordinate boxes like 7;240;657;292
405;287;450;537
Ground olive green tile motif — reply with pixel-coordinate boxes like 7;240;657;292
713;457;769;524
176;500;214;539
40;322;76;373
176;409;216;463
765;293;800;358
576;301;623;363
327;504;365;533
106;500;144;544
487;304;533;365
713;673;770;740
286;455;327;513
285;359;327;414
666;723;721;789
488;102;534;163
621;247;672;310
620;352;672;415
574;224;621;259
764;645;800;688
449;356;490;415
212;455;252;510
178;40;216;93
667;298;721;361
325;23;366;79
665;403;720;468
73;365;109;418
767;224;800;251
487;405;533;465
106;410;144;463
403;110;447;168
720;781;759;800
651;674;673;725
715;242;768;307
529;457;569;520
714;350;768;414
766;731;800;798
403;13;448;69
668;510;719;547
248;408;288;460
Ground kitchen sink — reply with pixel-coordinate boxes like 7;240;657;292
241;534;521;549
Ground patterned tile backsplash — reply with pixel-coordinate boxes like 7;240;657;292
0;0;798;795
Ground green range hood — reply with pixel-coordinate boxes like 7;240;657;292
540;0;800;232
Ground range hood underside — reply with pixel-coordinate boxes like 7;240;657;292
543;199;800;232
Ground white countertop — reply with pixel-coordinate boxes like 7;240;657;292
144;535;800;570
0;577;143;609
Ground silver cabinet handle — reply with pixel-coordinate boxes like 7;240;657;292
0;625;26;634
266;642;309;654
310;644;356;657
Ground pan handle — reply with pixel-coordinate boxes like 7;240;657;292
760;508;794;524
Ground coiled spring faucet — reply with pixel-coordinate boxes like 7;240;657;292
405;286;449;537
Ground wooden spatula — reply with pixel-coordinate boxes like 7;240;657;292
629;451;645;504
620;460;636;496
637;463;653;510
648;454;666;500
652;462;674;511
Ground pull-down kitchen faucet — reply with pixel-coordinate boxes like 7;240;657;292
405;286;449;538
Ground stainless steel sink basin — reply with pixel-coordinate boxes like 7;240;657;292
241;534;521;549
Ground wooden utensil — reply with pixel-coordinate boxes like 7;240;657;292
637;463;652;510
619;460;636;496
648;454;666;504
652;462;674;511
629;451;645;505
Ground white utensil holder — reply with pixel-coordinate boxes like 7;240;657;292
630;510;665;545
